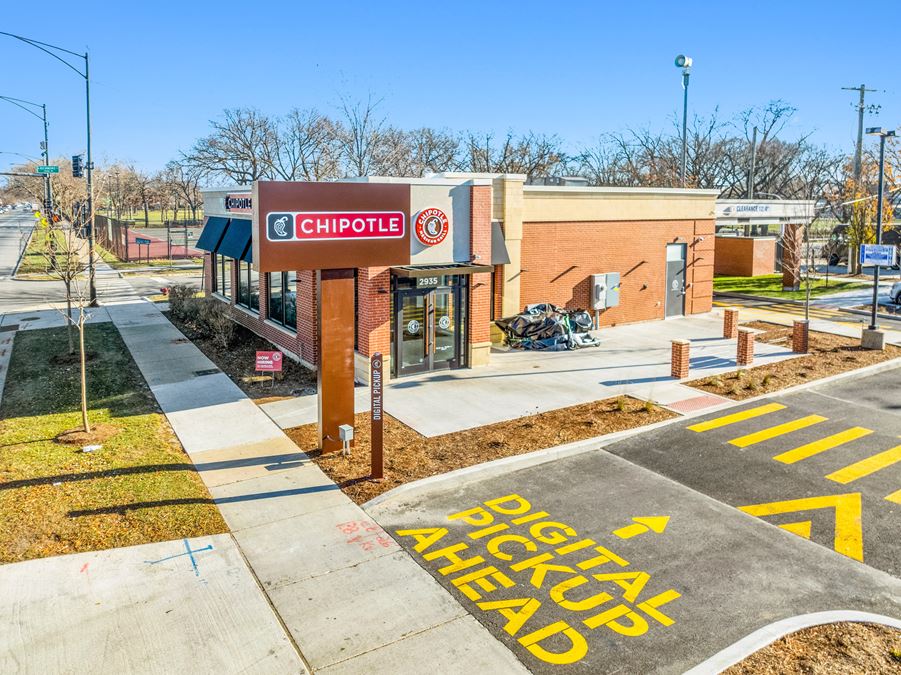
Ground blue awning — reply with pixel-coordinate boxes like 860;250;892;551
195;216;229;253
217;217;252;261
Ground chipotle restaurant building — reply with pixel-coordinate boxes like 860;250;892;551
198;175;719;381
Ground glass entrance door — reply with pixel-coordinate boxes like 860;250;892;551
394;277;466;377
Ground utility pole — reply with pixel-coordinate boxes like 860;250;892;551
842;84;878;184
746;126;758;199
674;55;693;187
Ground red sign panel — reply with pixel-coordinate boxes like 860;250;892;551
226;193;253;213
256;350;283;372
414;208;449;246
265;211;405;242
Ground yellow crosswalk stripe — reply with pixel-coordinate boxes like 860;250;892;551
886;489;901;504
687;403;786;433
729;415;828;448
773;427;874;465
826;444;901;484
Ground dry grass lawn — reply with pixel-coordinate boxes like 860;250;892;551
688;321;901;400
0;324;226;563
286;396;675;505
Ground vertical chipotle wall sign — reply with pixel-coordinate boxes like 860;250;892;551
252;181;412;271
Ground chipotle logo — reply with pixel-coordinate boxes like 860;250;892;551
265;211;406;242
414;208;449;246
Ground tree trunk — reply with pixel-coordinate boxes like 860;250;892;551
143;201;150;227
79;316;90;433
65;279;74;355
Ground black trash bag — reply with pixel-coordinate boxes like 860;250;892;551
569;310;594;333
496;303;600;351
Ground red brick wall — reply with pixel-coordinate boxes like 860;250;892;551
714;236;776;277
470;185;492;342
356;266;391;358
520;219;714;325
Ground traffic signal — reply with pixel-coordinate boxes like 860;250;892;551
72;155;83;178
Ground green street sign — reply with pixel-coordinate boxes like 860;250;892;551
36;165;59;174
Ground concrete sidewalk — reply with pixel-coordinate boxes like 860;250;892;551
92;275;525;672
261;313;785;437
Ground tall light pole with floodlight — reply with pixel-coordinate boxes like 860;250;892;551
675;54;692;187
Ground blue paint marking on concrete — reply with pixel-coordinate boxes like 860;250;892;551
144;539;214;577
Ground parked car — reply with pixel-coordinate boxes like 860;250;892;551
892;281;901;304
823;223;901;269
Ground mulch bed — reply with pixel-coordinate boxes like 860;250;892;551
726;622;901;674
688;321;901;400
165;312;317;403
285;396;675;505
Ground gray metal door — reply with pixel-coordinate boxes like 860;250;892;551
665;244;687;317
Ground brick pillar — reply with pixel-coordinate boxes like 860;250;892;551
357;266;391;358
671;339;690;379
737;328;756;366
723;308;738;338
202;253;213;295
297;270;319;365
258;271;270;320
469;184;493;367
782;223;803;291
792;320;809;354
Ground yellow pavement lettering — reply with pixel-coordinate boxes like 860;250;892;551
530;521;577;545
778;521;812;539
477;597;542;636
612;516;669;539
485;494;532;515
885;489;901;504
486;533;538;561
576;544;630;571
729;415;828;448
825;443;901;484
593;571;651;603
511;553;577;590
519;621;589;665
773;427;873;464
582;603;648;635
394;527;448;553
423;542;485;575
550;575;614;612
636;589;682;627
739;492;864;561
687;402;786;433
468;523;510;540
451;565;516;601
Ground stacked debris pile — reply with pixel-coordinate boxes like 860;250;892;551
495;303;600;351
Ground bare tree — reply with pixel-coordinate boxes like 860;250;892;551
164;160;205;221
338;95;388;177
463;131;567;177
268;108;343;181
184;108;276;184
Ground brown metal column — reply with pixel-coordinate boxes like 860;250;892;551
317;268;356;453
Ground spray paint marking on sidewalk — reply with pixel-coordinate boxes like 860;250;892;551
145;539;214;577
395;493;680;667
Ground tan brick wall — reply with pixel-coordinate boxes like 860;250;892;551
356;266;391;358
714;236;776;277
519;219;714;325
470;185;493;344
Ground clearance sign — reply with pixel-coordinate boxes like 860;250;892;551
252;181;411;272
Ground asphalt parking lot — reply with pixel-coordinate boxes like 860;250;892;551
607;367;901;577
370;440;901;673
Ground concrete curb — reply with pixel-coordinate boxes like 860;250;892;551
364;356;901;512
683;611;901;674
10;224;34;278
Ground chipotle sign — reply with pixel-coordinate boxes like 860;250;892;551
266;211;405;241
253;181;411;271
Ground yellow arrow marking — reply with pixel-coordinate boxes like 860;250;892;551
729;415;827;448
739;493;863;562
773;427;873;464
687;403;786;433
778;521;812;539
885;489;901;504
826;443;901;484
612;516;669;539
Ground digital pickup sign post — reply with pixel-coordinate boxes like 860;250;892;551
253;181;411;460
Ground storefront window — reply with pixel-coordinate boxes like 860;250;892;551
237;261;259;313
268;271;296;330
214;254;231;298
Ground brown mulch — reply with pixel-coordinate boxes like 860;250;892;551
54;423;120;446
286;396;675;505
688;321;901;400
726;622;901;674
165;312;317;403
50;351;98;366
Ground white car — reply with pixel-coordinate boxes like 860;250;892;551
892;281;901;304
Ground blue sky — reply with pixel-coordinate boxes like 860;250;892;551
1;1;898;173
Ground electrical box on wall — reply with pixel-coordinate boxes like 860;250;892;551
590;273;621;310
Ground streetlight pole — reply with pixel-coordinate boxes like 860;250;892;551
0;95;53;219
674;55;693;187
865;127;895;331
0;31;97;306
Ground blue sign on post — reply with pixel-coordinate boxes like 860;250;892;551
135;237;152;245
859;244;897;267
